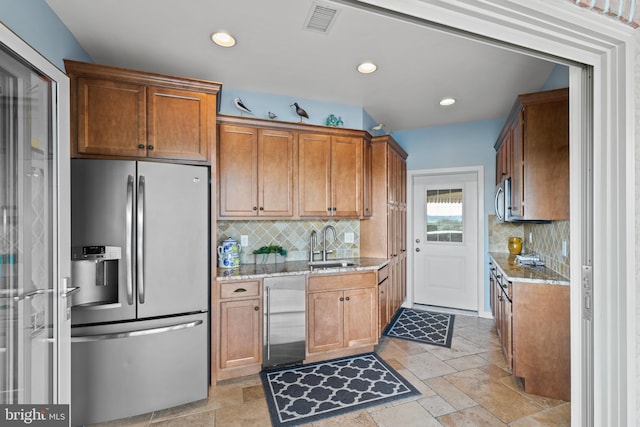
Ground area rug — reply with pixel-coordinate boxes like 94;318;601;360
383;308;455;348
261;353;419;426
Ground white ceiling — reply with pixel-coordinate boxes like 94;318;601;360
45;0;557;132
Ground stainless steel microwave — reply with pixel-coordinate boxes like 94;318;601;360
494;177;512;222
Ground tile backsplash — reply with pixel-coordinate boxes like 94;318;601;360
488;215;570;278
216;219;360;264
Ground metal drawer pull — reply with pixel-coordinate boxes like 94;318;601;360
234;288;247;293
71;320;203;343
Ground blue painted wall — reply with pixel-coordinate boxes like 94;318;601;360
0;0;92;70
392;119;503;314
219;87;370;129
540;64;569;91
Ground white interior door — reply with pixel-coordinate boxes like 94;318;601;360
413;172;478;311
0;23;71;408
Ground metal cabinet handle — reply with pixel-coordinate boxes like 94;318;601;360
345;296;350;301
415;248;420;252
137;144;145;149
234;288;247;293
339;297;344;301
147;145;154;150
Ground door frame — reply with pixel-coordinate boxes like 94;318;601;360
407;166;485;316
346;1;635;424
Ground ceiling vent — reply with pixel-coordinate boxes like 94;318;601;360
303;1;341;34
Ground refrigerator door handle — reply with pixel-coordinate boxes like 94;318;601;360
137;175;145;304
126;175;135;305
71;319;203;343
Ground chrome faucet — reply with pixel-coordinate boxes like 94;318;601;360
309;230;318;262
321;225;337;261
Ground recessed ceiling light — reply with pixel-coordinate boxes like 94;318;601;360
439;97;456;106
357;62;377;74
211;32;236;48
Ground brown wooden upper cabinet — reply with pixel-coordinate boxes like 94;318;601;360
65;60;221;164
218;124;295;218
216;115;370;219
299;133;363;217
494;88;569;221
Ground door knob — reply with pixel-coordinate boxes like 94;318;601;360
415;248;421;252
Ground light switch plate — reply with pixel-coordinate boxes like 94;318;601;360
344;232;354;244
240;235;249;246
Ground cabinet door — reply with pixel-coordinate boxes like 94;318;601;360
378;278;389;332
76;77;147;157
362;138;372;218
299;133;332;217
332;136;362;217
307;290;344;353
510;110;524;217
344;287;377;347
219;299;261;369
489;265;496;317
218;125;258;216
147;87;209;161
258;129;295;216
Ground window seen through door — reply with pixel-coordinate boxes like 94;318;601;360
425;188;463;243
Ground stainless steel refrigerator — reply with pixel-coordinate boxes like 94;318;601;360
69;159;209;425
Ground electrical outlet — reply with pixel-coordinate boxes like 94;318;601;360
344;232;354;244
528;232;533;244
240;235;249;246
562;240;567;257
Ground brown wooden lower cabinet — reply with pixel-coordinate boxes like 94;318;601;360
214;280;263;381
306;271;378;362
490;261;570;401
214;270;381;382
512;282;570;401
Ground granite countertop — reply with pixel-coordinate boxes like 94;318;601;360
216;257;389;281
489;252;569;286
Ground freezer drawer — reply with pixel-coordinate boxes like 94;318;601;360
70;312;208;425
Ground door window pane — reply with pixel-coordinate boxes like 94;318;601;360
425;188;463;242
0;45;54;404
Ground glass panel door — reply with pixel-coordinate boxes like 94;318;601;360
0;24;71;409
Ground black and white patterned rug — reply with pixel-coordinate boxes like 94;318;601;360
383;308;455;348
261;353;419;426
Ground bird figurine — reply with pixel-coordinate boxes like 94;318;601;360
291;102;309;123
233;97;252;115
268;111;277;120
371;123;385;134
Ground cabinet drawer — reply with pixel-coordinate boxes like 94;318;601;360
308;271;375;292
220;280;261;299
377;265;389;284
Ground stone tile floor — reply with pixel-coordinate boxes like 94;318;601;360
89;315;570;426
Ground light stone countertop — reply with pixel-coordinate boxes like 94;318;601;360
216;257;389;281
489;252;570;286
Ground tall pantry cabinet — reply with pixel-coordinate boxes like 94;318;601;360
360;135;407;332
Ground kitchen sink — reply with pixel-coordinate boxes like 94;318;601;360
308;259;358;270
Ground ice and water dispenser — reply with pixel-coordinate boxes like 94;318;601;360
71;245;121;307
